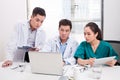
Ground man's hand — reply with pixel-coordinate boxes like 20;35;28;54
2;60;13;67
29;48;39;51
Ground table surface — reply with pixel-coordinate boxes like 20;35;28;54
0;62;120;80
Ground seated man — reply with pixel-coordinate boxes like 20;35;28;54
42;19;79;65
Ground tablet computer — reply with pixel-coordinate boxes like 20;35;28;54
94;56;116;65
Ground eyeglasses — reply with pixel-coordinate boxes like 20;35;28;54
79;65;89;72
77;64;91;72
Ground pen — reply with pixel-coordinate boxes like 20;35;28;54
10;66;18;70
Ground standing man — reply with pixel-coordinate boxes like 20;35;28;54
2;7;46;67
42;19;78;65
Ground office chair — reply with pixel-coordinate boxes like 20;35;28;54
105;40;120;65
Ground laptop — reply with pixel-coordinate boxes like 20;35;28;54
28;51;63;76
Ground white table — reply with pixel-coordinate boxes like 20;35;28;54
100;66;120;80
0;62;120;80
64;65;120;80
0;62;60;80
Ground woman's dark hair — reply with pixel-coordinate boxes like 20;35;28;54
32;7;46;17
85;22;103;40
59;19;72;30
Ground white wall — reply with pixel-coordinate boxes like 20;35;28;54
0;0;120;61
29;0;64;41
104;0;120;41
0;0;27;61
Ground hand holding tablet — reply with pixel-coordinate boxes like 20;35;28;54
94;56;116;65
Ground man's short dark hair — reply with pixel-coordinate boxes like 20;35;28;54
59;19;72;30
32;7;46;17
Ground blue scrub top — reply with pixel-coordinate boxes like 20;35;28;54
74;41;119;60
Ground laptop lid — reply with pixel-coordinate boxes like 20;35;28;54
28;51;63;76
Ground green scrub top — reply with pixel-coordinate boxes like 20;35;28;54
74;41;119;60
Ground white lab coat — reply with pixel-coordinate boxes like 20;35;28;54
42;36;79;65
6;20;46;61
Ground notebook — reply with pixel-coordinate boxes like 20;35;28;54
28;51;63;76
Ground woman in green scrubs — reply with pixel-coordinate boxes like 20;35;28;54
74;22;119;67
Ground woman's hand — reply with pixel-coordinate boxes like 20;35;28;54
87;58;95;66
77;58;95;66
106;59;117;67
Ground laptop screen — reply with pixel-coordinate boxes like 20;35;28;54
29;51;63;76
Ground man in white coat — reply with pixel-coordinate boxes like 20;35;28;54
2;7;46;67
42;19;78;65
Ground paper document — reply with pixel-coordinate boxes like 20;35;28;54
94;56;116;65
